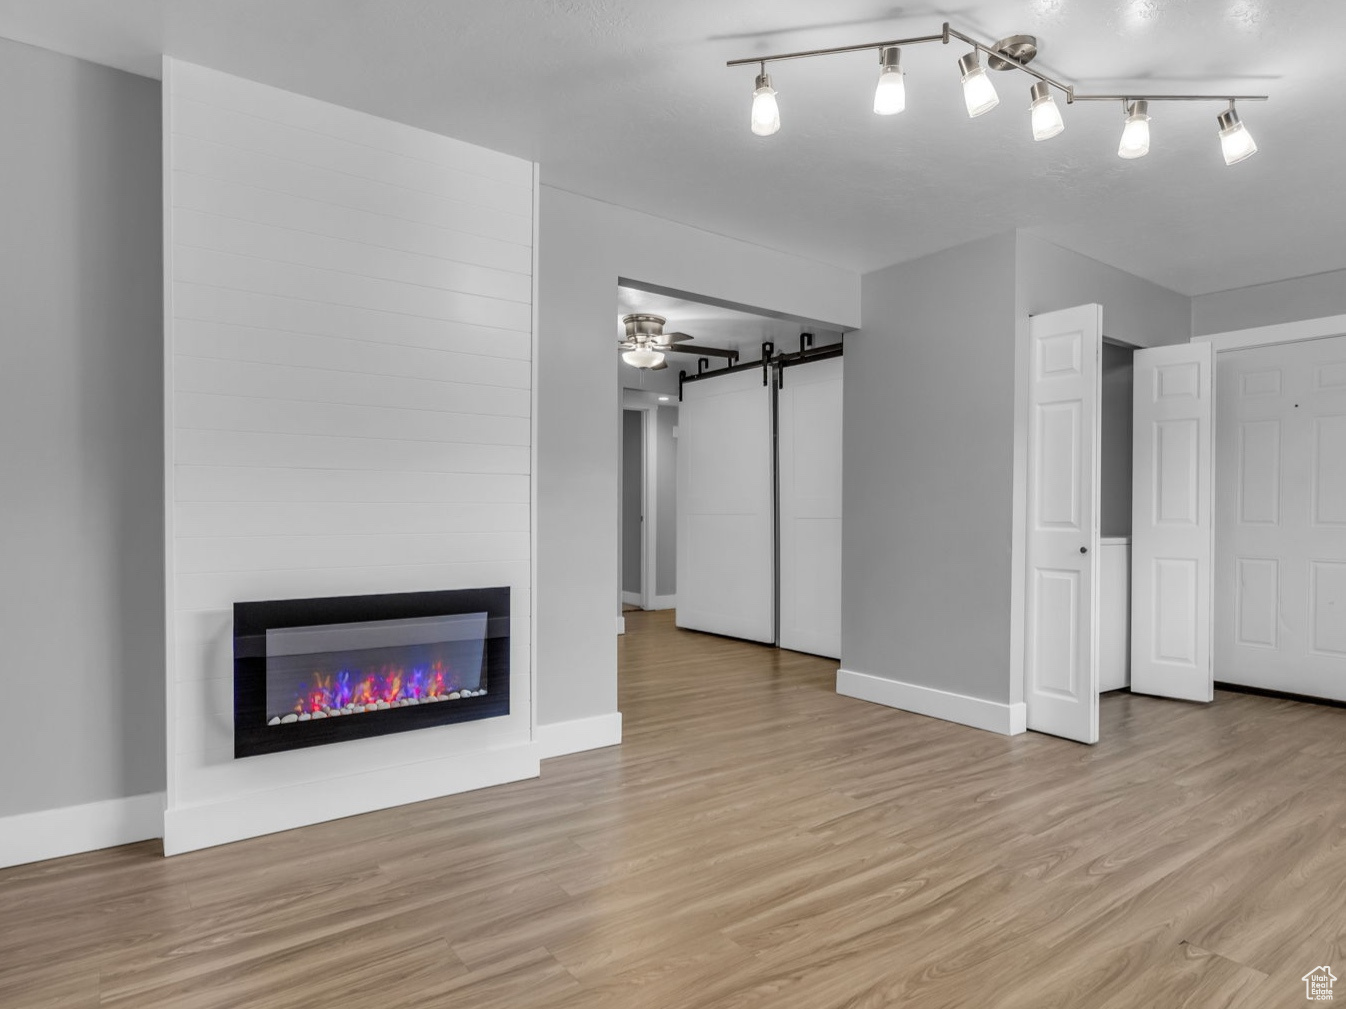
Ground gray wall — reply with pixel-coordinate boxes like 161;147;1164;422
536;187;859;728
655;406;677;597
1192;268;1346;335
1100;343;1134;538
1017;233;1191;349
843;232;1020;705
621;410;642;595
0;39;164;816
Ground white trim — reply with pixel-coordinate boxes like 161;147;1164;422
642;405;659;610
616;615;626;635
537;712;624;759
622;591;643;608
162;57;181;817
530;161;541;749
1193;313;1346;352
837;669;1027;736
650;594;677;611
163;743;539;856
0;793;165;869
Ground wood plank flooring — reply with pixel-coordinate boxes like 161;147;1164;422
3;609;1344;1008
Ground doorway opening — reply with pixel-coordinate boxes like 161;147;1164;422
613;280;848;662
1099;339;1136;694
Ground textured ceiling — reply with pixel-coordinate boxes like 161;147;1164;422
2;0;1342;295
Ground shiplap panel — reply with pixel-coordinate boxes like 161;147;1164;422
173;466;528;505
175;531;530;574
174;429;529;474
174;282;531;360
171;137;532;247
175;208;530;304
175;501;530;539
175;393;530;447
165;59;536;852
173;172;532;276
174;245;531;332
174;98;533;219
174;561;533;613
174;319;530;388
173;355;530;417
171;60;533;188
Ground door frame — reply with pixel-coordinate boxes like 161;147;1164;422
619;403;660;612
1194;313;1346;699
1192;313;1346;354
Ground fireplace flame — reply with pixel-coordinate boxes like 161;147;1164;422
294;660;460;714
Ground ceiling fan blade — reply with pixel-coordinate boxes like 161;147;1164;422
665;343;740;360
650;361;669;370
658;332;695;344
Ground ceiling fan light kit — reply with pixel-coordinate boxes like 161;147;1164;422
618;314;741;371
729;21;1267;164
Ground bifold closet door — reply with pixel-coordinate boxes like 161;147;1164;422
778;357;844;658
1215;334;1346;701
676;369;775;642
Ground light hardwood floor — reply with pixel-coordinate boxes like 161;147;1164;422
3;609;1344;1008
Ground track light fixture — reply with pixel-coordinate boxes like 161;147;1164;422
1217;103;1258;165
873;46;906;115
1029;81;1064;141
750;65;780;137
958;52;999;118
728;21;1267;165
1118;100;1151;159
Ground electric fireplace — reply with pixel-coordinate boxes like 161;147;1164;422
234;587;509;758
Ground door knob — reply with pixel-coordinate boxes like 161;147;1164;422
1080;546;1088;554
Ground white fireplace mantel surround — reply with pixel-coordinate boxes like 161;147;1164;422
160;59;569;854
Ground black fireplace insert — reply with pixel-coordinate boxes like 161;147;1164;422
233;587;510;758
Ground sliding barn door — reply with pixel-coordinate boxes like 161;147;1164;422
1131;342;1214;702
1215;334;1346;701
1025;305;1102;744
676;369;775;643
778;357;843;658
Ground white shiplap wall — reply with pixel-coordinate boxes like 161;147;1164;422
163;60;538;854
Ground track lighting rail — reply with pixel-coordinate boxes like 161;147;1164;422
730;20;1268;161
727;21;1269;106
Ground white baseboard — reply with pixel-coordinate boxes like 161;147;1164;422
616;615;626;635
0;792;165;869
837;669;1027;736
622;591;642;607
163;742;540;856
650;594;676;611
537;712;623;759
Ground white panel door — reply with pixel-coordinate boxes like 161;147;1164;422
778;357;844;658
1215;334;1346;700
676;368;775;643
1131;342;1214;701
1025;305;1102;743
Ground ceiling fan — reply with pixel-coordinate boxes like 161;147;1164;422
618;314;741;370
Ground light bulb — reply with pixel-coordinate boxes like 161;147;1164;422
958;52;999;118
751;72;780;136
873;46;906;115
1217;107;1257;165
1029;81;1064;141
1117;101;1150;159
622;348;666;369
